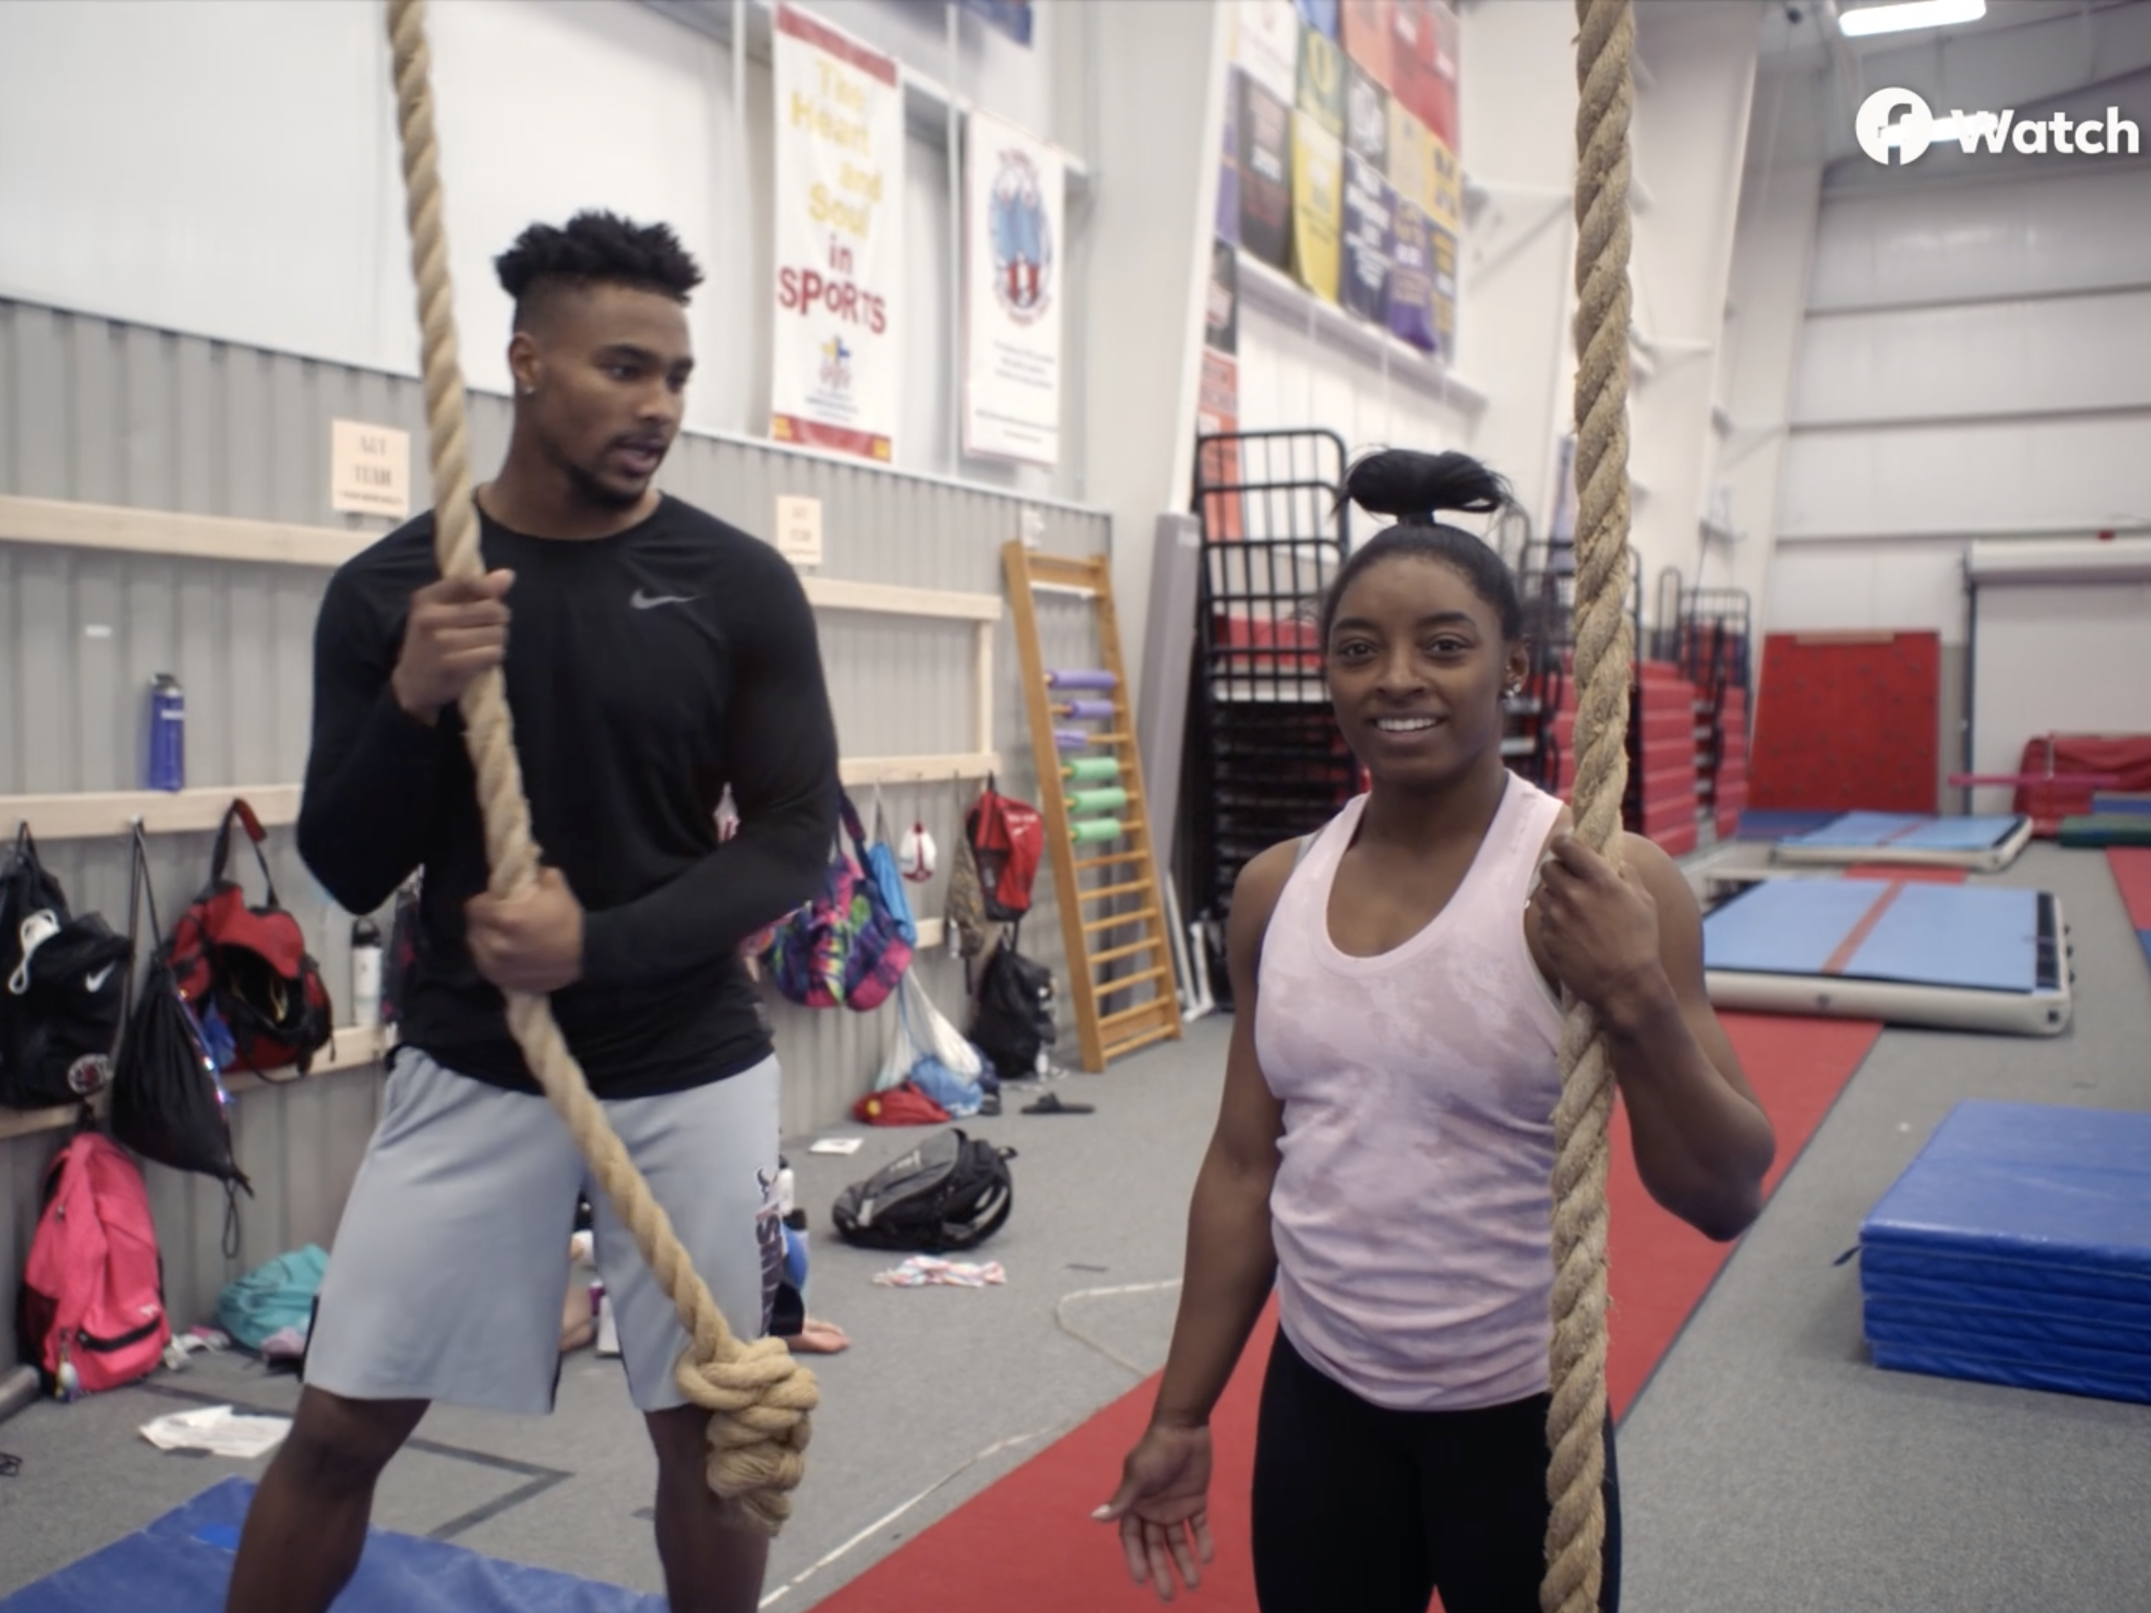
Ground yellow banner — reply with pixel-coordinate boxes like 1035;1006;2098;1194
1290;111;1344;304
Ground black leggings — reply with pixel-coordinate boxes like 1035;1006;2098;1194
1251;1329;1621;1613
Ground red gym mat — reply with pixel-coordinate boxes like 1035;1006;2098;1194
1749;631;1939;814
2108;848;2151;931
807;1014;1877;1612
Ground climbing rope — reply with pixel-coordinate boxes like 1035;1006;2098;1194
1544;2;1635;1609
383;0;815;1536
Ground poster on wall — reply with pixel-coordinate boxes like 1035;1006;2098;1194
1296;0;1341;38
1387;200;1437;354
770;4;904;463
1290;112;1344;303
962;109;1065;466
1297;22;1346;134
1341;0;1394;88
1340;150;1394;324
1237;0;1304;106
1238;75;1294;270
1198;239;1244;541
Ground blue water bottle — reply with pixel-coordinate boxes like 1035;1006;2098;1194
148;673;185;792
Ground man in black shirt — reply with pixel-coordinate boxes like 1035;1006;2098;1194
225;213;839;1613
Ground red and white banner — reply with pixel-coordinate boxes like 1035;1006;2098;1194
770;4;903;462
962;109;1065;467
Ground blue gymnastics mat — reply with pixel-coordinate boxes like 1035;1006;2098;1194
0;1477;665;1613
1706;881;2042;991
1772;811;2033;871
1703;881;2071;1034
1859;1101;2151;1406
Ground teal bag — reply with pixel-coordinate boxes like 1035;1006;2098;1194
215;1243;329;1352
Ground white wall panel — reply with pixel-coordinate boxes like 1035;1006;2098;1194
0;0;1083;501
1969;580;2151;810
1764;538;1968;639
1808;165;2151;313
1794;287;2151;424
1779;414;2151;540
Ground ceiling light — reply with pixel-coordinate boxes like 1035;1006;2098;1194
1839;0;1986;39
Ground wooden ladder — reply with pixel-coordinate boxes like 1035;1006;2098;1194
1001;541;1184;1071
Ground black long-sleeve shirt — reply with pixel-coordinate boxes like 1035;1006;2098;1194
299;495;840;1098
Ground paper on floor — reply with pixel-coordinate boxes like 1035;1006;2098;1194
139;1404;291;1459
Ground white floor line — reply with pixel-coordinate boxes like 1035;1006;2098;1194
758;1277;1186;1607
756;1427;1054;1608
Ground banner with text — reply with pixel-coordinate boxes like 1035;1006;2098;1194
771;4;903;462
963;109;1065;466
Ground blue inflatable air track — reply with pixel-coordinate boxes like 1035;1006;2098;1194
1859;1101;2151;1406
0;1477;665;1613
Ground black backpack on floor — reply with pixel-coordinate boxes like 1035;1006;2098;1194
831;1128;1016;1254
971;935;1056;1081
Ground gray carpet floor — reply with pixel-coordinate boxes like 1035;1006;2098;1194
2;842;2147;1610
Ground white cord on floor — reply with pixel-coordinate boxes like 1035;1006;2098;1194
1052;1278;1183;1376
757;1427;1053;1608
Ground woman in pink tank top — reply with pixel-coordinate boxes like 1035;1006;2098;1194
1096;449;1775;1613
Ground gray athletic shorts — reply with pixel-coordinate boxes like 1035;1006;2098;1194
305;1045;783;1416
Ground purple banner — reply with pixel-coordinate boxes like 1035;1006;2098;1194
1387;199;1437;353
1340;149;1393;325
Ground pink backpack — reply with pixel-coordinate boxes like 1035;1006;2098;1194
15;1132;170;1397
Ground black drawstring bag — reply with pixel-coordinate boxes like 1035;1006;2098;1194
110;826;252;1253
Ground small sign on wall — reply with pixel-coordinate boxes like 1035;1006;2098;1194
330;420;411;519
776;495;824;567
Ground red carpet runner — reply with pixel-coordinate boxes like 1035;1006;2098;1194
809;1012;1880;1612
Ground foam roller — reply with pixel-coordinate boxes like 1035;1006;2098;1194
1045;668;1119;691
1055;728;1091;751
1063;757;1121;783
1069;817;1125;844
1057;699;1115;721
1065;786;1129;815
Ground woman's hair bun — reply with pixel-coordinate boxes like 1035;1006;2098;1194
1343;449;1509;524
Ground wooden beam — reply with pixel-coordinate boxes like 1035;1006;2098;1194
0;495;369;568
0;786;302;841
839;752;998;787
0;496;1003;626
0;1023;389;1143
804;575;1001;622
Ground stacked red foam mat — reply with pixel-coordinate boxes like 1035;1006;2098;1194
1713;682;1751;840
1748;631;1939;813
1546;660;1700;856
1545;666;1581;797
1633;661;1701;856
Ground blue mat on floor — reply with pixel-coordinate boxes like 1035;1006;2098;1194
1780;811;2022;852
0;1478;666;1612
1705;881;2041;990
1734;809;1841;841
1860;1101;2151;1406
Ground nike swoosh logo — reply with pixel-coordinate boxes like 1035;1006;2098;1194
631;589;698;610
85;965;116;993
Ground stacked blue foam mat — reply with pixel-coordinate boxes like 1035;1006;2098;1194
1860;1101;2151;1406
0;1478;665;1613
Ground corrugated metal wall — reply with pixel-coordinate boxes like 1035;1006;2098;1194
0;299;1111;1367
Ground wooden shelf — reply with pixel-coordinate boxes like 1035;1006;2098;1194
0;1023;391;1143
0;785;300;842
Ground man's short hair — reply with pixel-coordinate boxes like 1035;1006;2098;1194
494;211;705;328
